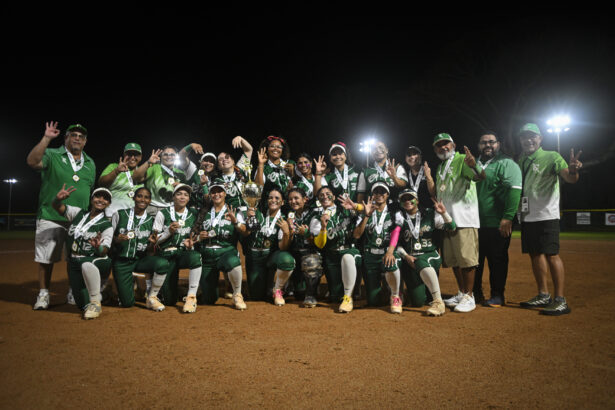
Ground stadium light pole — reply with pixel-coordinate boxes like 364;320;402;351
359;138;376;167
3;179;17;231
547;115;571;154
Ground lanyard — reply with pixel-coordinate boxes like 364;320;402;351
127;208;147;232
404;210;421;240
64;146;84;173
74;212;103;239
265;209;281;236
372;207;388;235
209;205;227;228
408;167;424;192
334;164;349;190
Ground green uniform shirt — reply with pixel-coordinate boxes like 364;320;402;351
111;208;154;259
356;206;395;249
357;161;408;195
394;208;456;256
145;164;188;208
153;206;199;252
64;205;113;257
37;146;96;222
289;208;316;252
243;209;286;250
100;163;144;216
322;165;360;202
435;151;481;228
198;205;244;248
476;153;523;228
309;206;357;250
518;147;568;222
220;165;250;209
257;160;295;198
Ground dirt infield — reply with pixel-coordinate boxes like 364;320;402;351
0;237;614;409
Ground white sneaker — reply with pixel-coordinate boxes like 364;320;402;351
146;295;166;312
83;301;102;320
444;291;463;308
66;289;76;305
33;292;49;310
454;294;476;313
233;293;247;310
273;289;285;306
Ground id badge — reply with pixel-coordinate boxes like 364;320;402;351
521;196;529;213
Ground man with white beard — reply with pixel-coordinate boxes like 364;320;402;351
430;133;485;313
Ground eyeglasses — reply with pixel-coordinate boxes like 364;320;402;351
124;152;141;157
68;132;86;140
162;153;176;157
479;140;498;146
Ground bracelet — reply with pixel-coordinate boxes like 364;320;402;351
355;203;364;212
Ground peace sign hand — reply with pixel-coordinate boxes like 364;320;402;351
569;149;583;173
314;155;327;175
386;159;397;178
225;205;238;225
148;149;162;165
463;146;477;168
56;183;77;201
44;121;60;140
117;157;129;173
257;147;268;165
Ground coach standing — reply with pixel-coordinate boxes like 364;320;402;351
473;131;522;307
517;123;581;316
27;121;96;310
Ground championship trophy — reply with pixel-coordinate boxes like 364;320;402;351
240;162;263;231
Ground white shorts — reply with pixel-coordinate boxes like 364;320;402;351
34;219;70;264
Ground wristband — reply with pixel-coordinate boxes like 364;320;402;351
183;144;193;153
442;211;452;224
355;203;364;212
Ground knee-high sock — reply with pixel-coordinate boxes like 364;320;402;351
227;266;243;295
341;254;357;297
187;267;202;297
149;272;167;298
274;269;292;291
385;269;401;297
81;262;101;303
420;267;441;301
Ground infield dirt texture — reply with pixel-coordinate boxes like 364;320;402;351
0;238;613;409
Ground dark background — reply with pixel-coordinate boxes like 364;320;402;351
2;14;614;213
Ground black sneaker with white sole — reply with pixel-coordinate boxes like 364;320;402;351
540;297;571;316
520;293;552;308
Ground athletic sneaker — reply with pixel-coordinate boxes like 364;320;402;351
33;292;49;310
520;293;552;308
339;295;353;313
484;295;505;308
454;294;476;313
425;299;445;316
303;296;317;308
83;301;102;320
540;297;571;316
146;295;165;312
233;293;247;310
183;295;197;313
390;296;402;314
444;291;463;308
273;289;285;306
66;289;76;305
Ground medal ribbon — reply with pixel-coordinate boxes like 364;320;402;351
404;210;421;240
334;164;349;190
478;156;495;170
408;167;424;192
160;164;175;178
65;146;84;173
126;207;147;232
437;155;455;186
169;206;188;224
265;209;281;236
209;205;227;229
74;212;104;239
374;160;388;180
372;206;388;235
296;170;314;198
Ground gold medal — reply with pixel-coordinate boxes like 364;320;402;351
208;229;217;238
198;169;205;176
375;237;383;246
127;231;135;239
71;242;78;252
178;220;185;227
263;239;271;248
439;184;446;192
288;212;295;219
168;177;175;185
414;242;422;251
72;174;80;182
128;191;134;198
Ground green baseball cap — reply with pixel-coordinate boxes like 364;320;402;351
124;142;142;153
433;133;454;146
66;124;88;136
518;123;542;136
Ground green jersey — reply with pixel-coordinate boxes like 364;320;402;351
243;209;286;250
37;146;96;222
322;165;359;202
111;208;154;259
309;206;357;250
356;206;395;249
394;208;456;256
258;159;295;198
100;163;144;216
220;167;250;209
477;153;523;227
357;161;408;195
197;205;244;248
153;206;199;253
435;151;481;228
518;147;568;222
289;208;316;252
64;205;113;257
145;164;188;208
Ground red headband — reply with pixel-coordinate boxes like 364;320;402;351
267;135;286;144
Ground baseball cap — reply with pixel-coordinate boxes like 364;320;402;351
518;123;542;136
406;145;422;155
66;124;88;136
371;181;390;194
200;152;217;162
173;183;192;195
433;133;453;146
124;142;142;153
398;188;418;201
91;187;112;202
209;178;226;192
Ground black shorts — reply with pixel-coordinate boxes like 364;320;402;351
521;219;560;255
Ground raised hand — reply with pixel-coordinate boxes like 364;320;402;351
148;149;162;165
199;230;210;241
314;155;327;175
89;232;102;248
225;205;238;224
386;158;397;178
569;148;583;173
463;146;476;168
338;194;356;211
190;143;204;155
277;218;290;235
363;196;375;217
431;198;447;215
44;121;61;140
257;147;268;165
56;183;76;201
423;161;432;178
232;136;244;149
117;156;129;173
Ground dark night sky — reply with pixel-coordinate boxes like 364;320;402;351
2;14;614;213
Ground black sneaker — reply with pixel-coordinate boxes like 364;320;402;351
520;293;552;308
540;297;571;316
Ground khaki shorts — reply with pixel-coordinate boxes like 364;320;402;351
442;227;479;268
34;219;70;264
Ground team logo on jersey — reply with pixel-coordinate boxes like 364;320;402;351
532;163;541;173
268;172;279;183
367;173;378;183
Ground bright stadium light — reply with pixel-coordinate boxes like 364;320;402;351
359;137;377;166
3;178;17;231
547;115;571;153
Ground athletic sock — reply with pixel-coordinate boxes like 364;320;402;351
39;288;49;296
81;262;102;303
149;273;166;298
274;269;292;291
341;254;357;297
419;267;442;301
385;269;401;297
187;267;202;297
145;278;152;296
227;266;243;295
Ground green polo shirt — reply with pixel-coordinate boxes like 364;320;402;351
145;164;188;208
37;146;96;222
476;153;523;228
100;163;144;215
